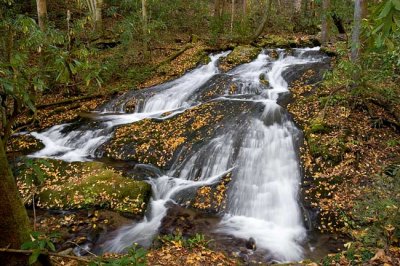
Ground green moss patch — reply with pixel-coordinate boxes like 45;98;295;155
15;159;151;215
219;45;261;72
254;34;319;48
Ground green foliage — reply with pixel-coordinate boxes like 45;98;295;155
186;233;213;249
159;232;212;249
368;0;400;49
0;15;46;113
22;158;51;185
21;231;60;265
352;164;400;247
309;118;330;134
88;245;147;266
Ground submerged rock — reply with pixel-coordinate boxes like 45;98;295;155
246;237;256;250
14;159;151;215
102;100;262;169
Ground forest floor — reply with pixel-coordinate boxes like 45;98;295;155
8;32;400;265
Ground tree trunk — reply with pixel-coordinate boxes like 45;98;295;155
321;0;330;45
351;0;367;62
332;13;346;34
95;0;103;32
253;0;272;40
36;0;47;31
142;0;148;53
242;0;247;16
230;0;235;36
0;138;31;266
294;0;302;13
214;0;223;17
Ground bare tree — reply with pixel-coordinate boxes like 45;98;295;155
36;0;47;31
142;0;148;53
231;0;235;36
214;0;224;17
253;0;272;40
294;0;302;14
321;0;330;45
351;0;367;62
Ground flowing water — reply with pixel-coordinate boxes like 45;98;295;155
29;48;328;262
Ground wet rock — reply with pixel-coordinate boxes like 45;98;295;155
246;237;257;250
238;247;250;262
259;73;269;86
15;159;151;215
73;241;93;256
102;100;262;169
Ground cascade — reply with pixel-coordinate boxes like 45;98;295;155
29;48;328;262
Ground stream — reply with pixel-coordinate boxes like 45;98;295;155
29;47;330;262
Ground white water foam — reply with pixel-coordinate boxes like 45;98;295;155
102;48;325;262
102;168;234;252
29;52;229;162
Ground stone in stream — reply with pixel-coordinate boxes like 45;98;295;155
246;237;257;250
219;45;261;72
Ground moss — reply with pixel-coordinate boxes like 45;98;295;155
255;34;319;48
309;118;330;134
307;135;347;166
15;159;151;215
219;45;261;71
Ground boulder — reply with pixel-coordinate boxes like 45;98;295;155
14;159;151;215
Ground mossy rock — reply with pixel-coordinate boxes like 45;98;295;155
7;134;44;155
15;159;151;215
255;34;320;49
219;45;261;72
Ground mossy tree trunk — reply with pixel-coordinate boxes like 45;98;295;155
0;138;31;265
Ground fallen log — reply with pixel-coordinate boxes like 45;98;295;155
150;43;194;71
37;94;105;109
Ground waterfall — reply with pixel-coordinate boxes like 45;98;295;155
28;48;328;262
29;51;230;162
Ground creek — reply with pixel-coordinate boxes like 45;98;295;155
29;47;330;262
